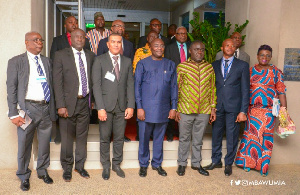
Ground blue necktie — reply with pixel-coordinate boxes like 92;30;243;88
224;60;229;80
77;52;88;97
34;56;50;102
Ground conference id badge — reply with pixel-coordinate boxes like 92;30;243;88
105;71;115;82
36;76;47;83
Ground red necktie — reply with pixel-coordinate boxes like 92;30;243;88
180;44;186;63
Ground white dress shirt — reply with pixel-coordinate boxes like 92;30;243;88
71;47;89;96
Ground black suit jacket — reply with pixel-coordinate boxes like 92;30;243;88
53;47;95;117
97;37;134;62
92;53;135;112
212;58;250;114
164;41;191;66
137;34;169;49
50;33;91;60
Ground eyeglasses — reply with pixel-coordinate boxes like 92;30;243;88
176;33;187;36
28;38;44;43
259;54;272;58
150;24;162;27
112;24;125;28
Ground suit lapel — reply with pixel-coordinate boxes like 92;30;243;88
172;43;180;63
84;49;91;81
67;48;79;81
216;60;223;79
22;52;30;89
119;55;125;82
40;55;51;84
63;34;70;48
225;58;237;80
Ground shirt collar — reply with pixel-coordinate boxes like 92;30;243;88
27;50;41;59
71;47;84;54
66;32;71;38
176;41;186;47
108;51;120;59
222;55;234;62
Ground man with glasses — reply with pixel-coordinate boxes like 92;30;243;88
135;38;178;177
7;31;57;191
137;18;169;49
164;26;191;142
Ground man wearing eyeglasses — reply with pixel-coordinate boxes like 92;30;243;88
7;32;57;191
164;26;191;142
137;18;169;49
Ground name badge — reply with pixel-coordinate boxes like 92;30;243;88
105;71;115;82
36;76;47;83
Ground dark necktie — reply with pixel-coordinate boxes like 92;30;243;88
77;52;88;97
34;56;50;102
234;50;238;58
224;60;229;80
112;56;120;81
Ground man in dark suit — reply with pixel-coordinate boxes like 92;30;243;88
164;26;191;142
215;32;250;64
204;39;250;176
97;19;134;142
137;18;169;48
92;33;135;180
50;15;90;144
167;24;177;44
7;31;56;191
97;20;134;62
135;38;178;177
53;29;95;182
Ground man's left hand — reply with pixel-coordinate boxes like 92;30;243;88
209;109;216;124
125;108;134;119
235;112;247;122
168;109;176;119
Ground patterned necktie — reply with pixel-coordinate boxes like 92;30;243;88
112;55;120;81
34;56;50;102
180;44;186;63
224;60;229;80
77;52;88;97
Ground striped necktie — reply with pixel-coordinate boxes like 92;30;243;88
34;56;50;102
77;52;88;97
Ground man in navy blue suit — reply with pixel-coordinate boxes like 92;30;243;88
135;38;178;177
204;39;250;176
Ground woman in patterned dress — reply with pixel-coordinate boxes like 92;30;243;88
235;45;287;176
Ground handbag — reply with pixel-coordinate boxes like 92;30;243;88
276;107;296;138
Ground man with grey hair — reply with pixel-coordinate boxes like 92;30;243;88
7;31;56;191
164;26;191;142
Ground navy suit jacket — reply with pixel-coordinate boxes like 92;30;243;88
96;37;134;62
212;58;250;114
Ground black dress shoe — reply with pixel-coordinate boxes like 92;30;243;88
203;162;223;170
192;166;209;176
38;173;53;184
102;168;110;180
152;166;167;176
224;165;232;176
176;165;186;176
124;136;131;142
75;168;90;179
112;166;125;178
63;171;72;182
20;179;30;191
139;167;147;177
167;136;173;142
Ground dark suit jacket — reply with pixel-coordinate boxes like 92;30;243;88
164;41;191;66
50;33;91;60
97;37;134;62
137;34;169;49
7;52;56;121
53;47;95;117
212;58;250;114
216;50;250;64
92;52;135;112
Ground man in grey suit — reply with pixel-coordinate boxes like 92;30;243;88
215;32;250;64
7;31;56;191
53;29;95;182
92;33;135;180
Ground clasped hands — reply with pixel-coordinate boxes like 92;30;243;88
98;108;134;121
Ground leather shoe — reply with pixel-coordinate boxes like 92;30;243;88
112;166;125;178
102;168;110;180
176;165;186;176
152;166;167;176
139;167;147;177
224;165;232;176
167;136;173;142
63;170;72;182
192;166;209;176
20;179;30;191
38;172;53;184
203;162;223;170
124;136;131;142
75;168;90;179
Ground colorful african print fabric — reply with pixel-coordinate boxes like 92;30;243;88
132;43;152;74
86;28;111;55
235;64;286;176
177;58;216;114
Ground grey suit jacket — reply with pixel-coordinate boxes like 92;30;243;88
92;52;135;112
52;47;95;117
215;49;250;64
7;52;56;121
